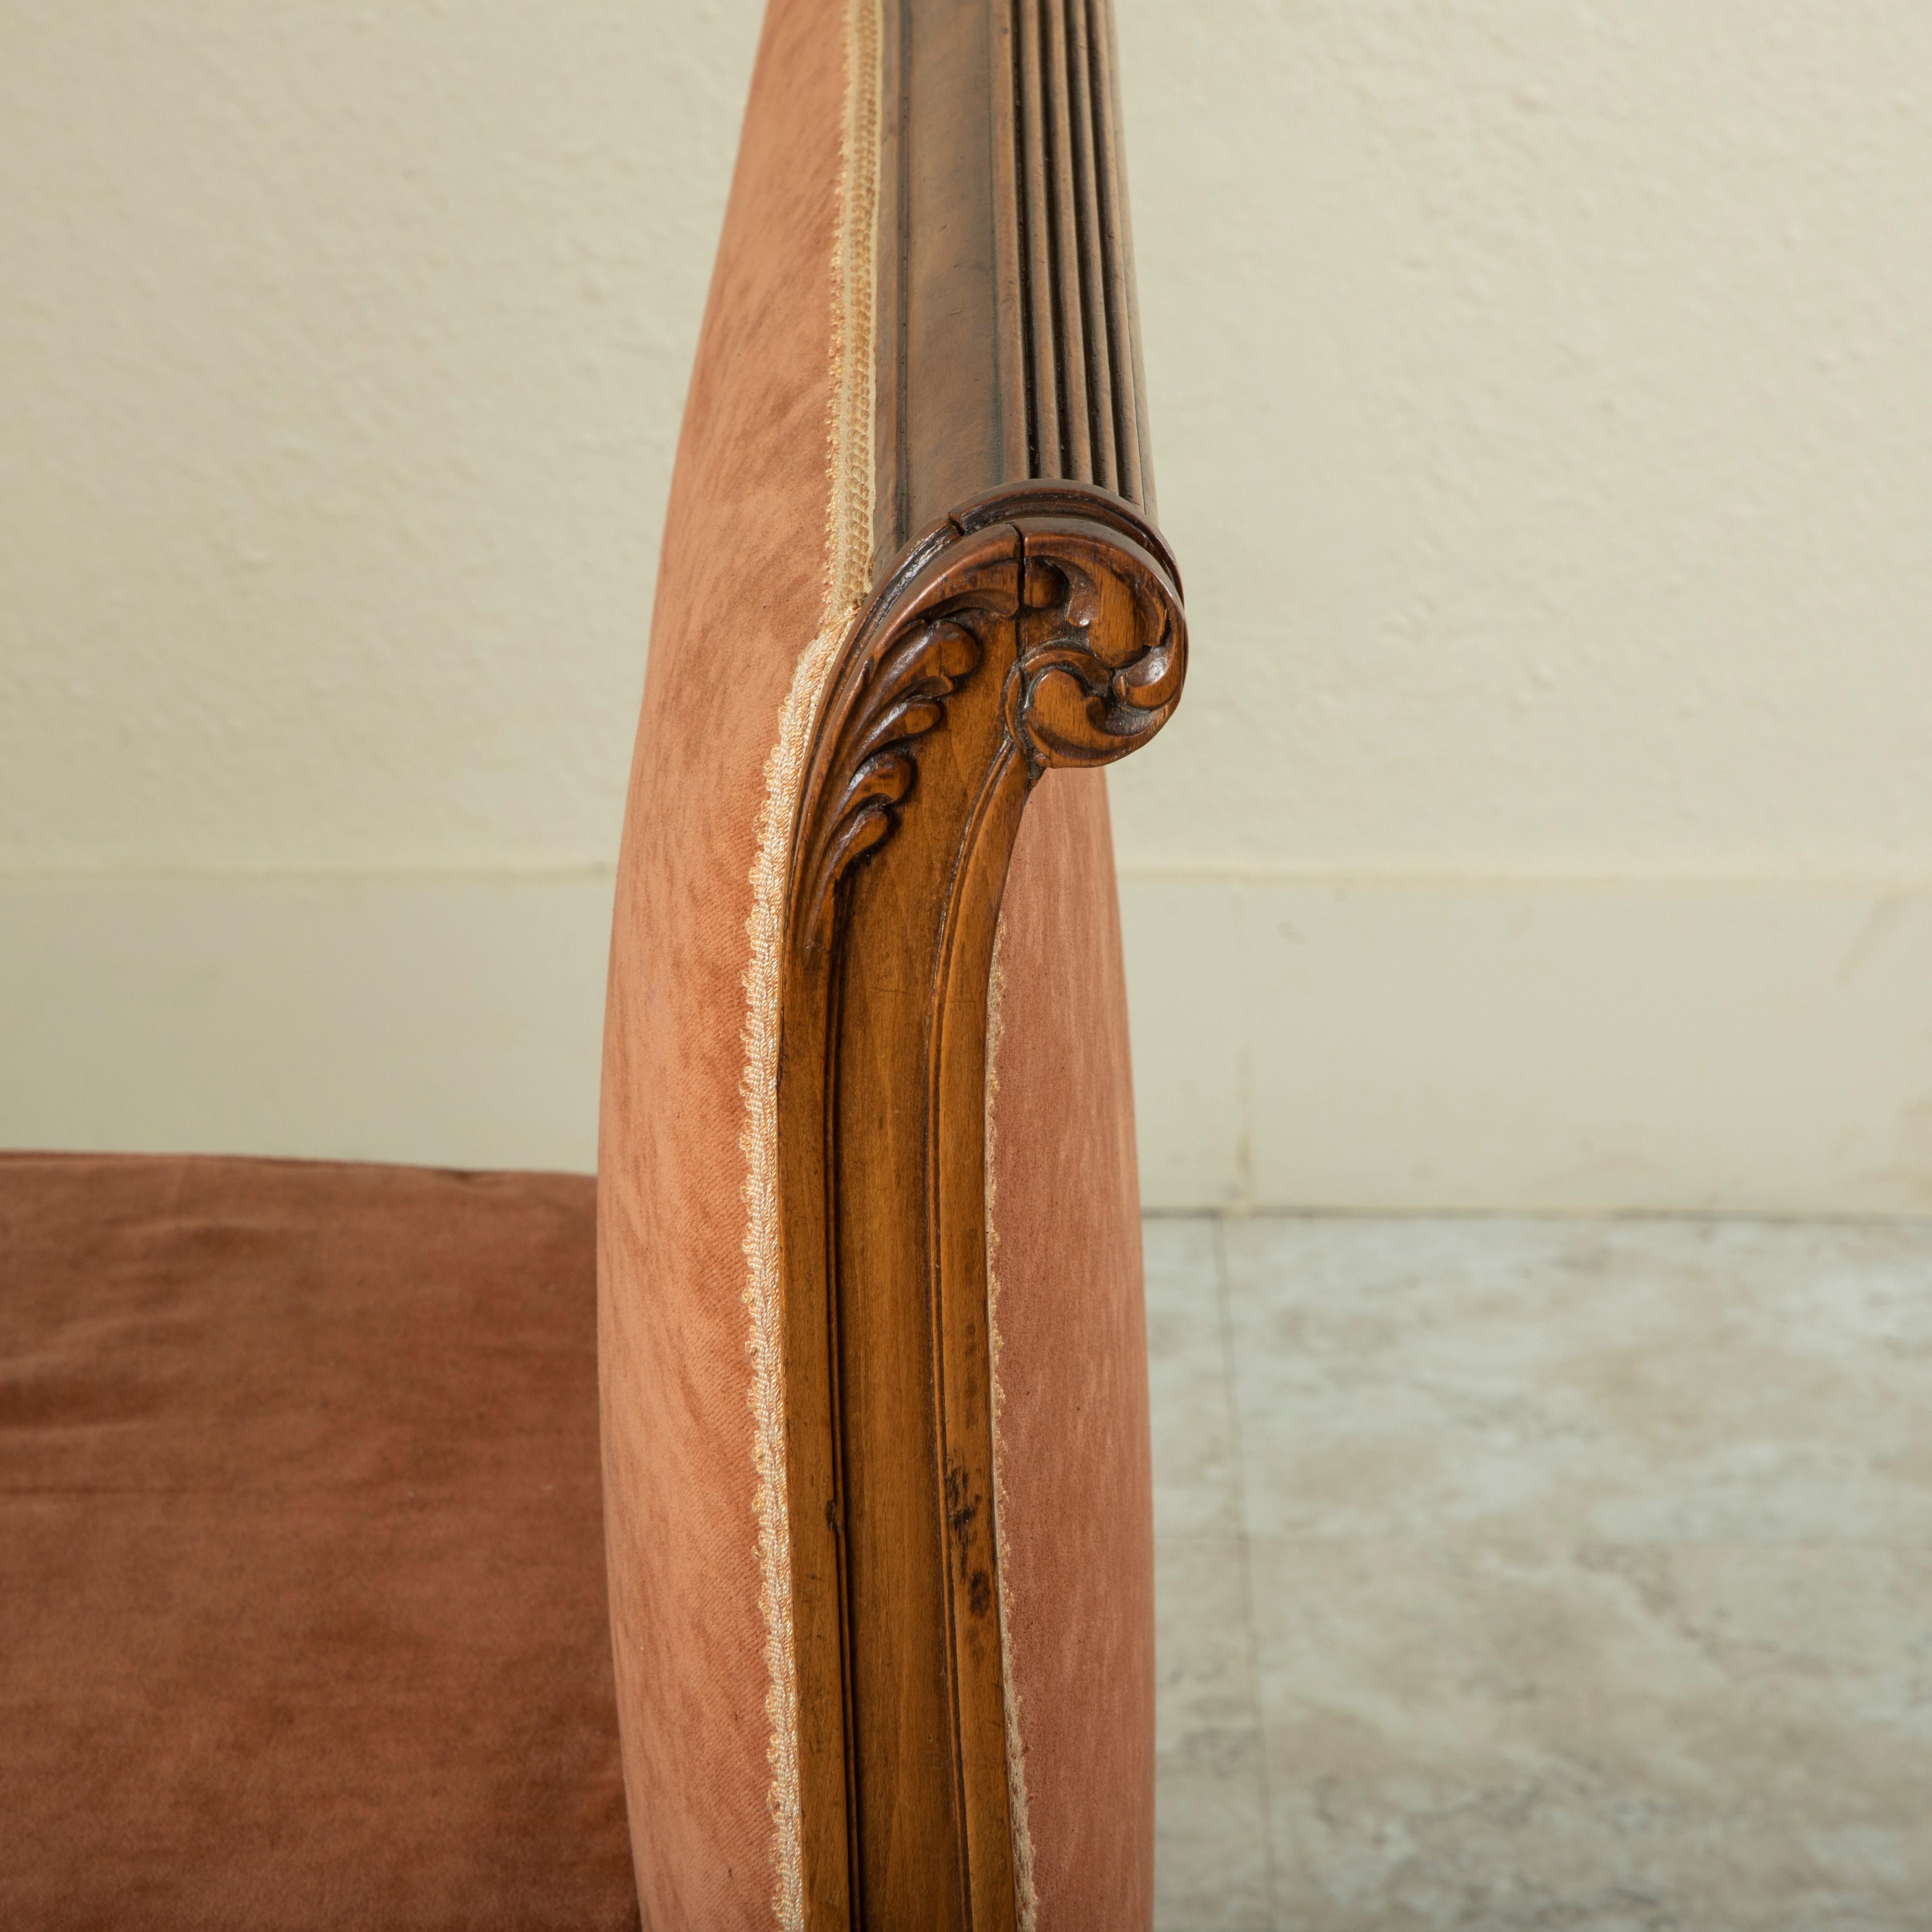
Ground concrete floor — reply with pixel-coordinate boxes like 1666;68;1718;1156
1147;1215;1932;1932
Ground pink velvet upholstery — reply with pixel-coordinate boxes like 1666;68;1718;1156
596;0;847;1919
994;771;1157;1924
596;0;1156;1919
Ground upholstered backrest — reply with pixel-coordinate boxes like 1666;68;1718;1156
598;2;1183;1925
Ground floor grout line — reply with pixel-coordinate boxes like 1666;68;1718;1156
1210;1212;1279;1926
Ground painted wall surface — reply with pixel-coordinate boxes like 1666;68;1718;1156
2;3;742;873
4;3;1929;1207
1108;0;1932;884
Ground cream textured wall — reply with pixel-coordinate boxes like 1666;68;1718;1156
4;3;1929;1207
2;3;741;873
1108;0;1932;884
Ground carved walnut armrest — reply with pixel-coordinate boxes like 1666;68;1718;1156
769;5;1186;1925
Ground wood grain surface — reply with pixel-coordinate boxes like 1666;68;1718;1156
781;4;1182;1922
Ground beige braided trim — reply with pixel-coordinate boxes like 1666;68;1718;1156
737;1;881;1926
985;916;1040;1929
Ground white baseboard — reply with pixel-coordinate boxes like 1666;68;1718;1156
3;874;1928;1214
1120;878;1932;1215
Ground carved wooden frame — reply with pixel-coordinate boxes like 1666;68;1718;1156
776;5;1186;1924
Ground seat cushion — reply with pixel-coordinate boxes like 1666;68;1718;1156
0;1153;637;1932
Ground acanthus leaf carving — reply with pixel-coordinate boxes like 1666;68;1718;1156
792;528;1025;952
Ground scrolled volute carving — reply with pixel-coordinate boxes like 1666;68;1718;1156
1002;518;1186;772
